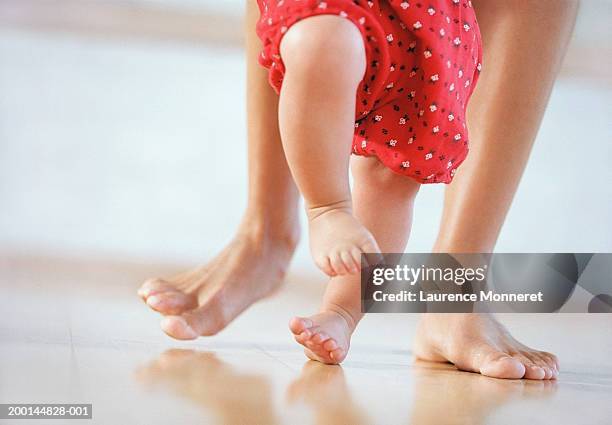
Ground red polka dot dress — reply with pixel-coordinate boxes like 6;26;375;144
256;0;482;184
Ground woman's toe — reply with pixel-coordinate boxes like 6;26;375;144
138;278;174;299
525;352;554;379
480;354;525;379
539;352;559;374
523;363;546;380
160;316;198;340
146;292;195;315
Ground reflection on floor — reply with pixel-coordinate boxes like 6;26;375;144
1;254;611;424
135;349;563;425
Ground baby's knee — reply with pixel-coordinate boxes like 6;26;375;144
280;15;365;82
352;157;421;195
352;157;398;185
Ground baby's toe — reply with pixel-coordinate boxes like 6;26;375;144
323;338;338;351
294;331;312;345
329;252;350;275
311;332;330;344
300;330;313;343
359;242;383;267
340;250;359;274
289;317;314;336
315;256;337;277
329;348;344;362
360;238;381;255
350;247;363;269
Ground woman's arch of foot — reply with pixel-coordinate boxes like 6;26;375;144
138;232;296;339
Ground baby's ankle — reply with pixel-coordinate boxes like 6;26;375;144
320;301;361;333
306;199;353;221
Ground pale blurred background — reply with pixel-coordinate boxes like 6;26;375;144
0;0;611;272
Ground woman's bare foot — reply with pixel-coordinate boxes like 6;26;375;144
138;223;298;339
307;203;380;277
414;313;560;380
289;309;355;365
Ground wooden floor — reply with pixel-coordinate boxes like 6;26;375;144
0;254;611;424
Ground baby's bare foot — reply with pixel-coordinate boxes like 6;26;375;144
414;313;560;380
307;203;380;276
138;225;298;339
289;310;354;364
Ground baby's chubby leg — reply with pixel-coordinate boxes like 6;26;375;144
278;16;379;276
290;157;421;363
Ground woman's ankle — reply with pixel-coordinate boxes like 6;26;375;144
238;214;301;252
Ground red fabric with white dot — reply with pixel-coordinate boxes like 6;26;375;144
256;0;482;184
